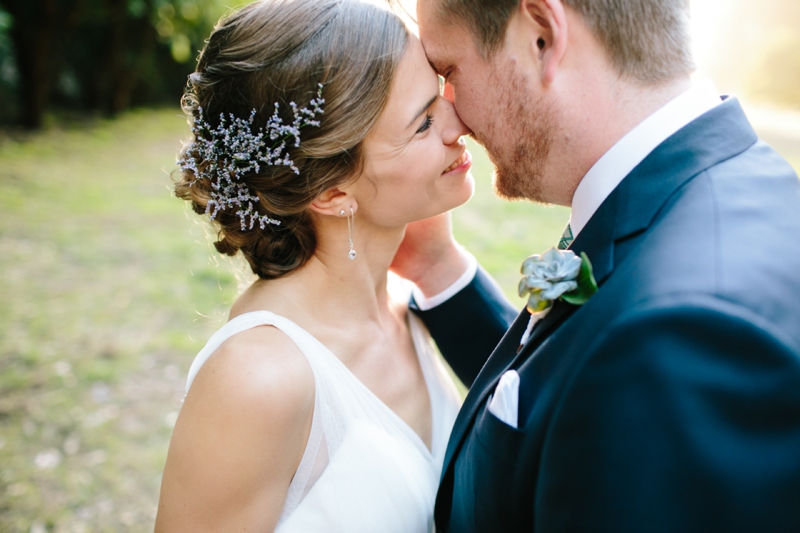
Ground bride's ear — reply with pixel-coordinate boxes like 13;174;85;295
309;187;358;217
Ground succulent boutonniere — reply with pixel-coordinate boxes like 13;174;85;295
518;248;599;314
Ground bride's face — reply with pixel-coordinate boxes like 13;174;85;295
353;36;474;228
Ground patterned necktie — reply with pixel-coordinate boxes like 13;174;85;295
557;223;574;250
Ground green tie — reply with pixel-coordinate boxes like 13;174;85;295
558;223;574;250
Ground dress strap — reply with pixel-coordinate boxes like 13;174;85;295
185;310;313;394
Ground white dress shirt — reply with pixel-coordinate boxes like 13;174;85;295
414;80;722;309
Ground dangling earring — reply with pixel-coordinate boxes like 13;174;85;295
346;207;356;260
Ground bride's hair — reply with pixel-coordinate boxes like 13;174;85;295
175;0;409;279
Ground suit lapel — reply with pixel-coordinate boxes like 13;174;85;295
507;190;620;363
440;165;623;470
439;308;531;464
436;97;759;520
436;180;623;499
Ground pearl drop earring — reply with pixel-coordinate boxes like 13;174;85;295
346;207;356;260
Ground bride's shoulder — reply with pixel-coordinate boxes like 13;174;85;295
160;325;314;528
187;324;315;417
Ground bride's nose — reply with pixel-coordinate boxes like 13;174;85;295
439;96;471;146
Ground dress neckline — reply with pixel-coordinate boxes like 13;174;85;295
225;309;439;460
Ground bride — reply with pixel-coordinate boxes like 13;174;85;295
155;0;478;530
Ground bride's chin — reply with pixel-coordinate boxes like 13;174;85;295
412;183;475;222
446;172;475;208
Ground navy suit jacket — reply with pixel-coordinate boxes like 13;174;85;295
414;98;800;532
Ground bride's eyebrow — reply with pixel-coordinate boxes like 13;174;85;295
406;95;438;129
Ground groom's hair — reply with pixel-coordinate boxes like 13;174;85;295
437;0;694;83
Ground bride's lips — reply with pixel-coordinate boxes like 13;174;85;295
442;149;472;175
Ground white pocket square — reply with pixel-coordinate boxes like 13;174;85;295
488;370;520;429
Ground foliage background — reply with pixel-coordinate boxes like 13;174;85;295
0;0;799;127
0;0;798;531
0;0;250;127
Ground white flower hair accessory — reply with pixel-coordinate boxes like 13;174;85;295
179;84;325;231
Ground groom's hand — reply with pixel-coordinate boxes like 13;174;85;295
390;212;471;298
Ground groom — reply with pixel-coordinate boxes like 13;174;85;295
397;0;800;531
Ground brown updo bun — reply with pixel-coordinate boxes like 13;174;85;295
175;0;409;279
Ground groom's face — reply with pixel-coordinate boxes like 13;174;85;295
418;1;560;203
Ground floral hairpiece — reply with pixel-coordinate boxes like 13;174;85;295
179;84;325;231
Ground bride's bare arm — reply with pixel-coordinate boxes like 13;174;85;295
155;326;315;532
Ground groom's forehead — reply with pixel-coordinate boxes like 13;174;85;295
418;1;475;58
417;0;466;38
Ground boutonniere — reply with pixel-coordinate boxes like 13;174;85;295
518;248;598;312
517;248;598;349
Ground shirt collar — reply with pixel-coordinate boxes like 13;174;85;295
569;79;722;237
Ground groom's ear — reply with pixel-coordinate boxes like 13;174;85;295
517;0;568;85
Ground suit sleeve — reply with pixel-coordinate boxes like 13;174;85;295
538;301;800;532
411;266;518;387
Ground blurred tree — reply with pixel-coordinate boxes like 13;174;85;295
0;0;83;127
0;0;234;128
0;7;16;123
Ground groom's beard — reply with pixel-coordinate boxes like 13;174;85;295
476;62;558;204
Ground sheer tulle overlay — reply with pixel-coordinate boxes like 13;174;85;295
185;308;461;532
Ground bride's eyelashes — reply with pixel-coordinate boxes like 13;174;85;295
416;113;435;134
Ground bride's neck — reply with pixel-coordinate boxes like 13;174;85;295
299;223;405;318
234;221;407;327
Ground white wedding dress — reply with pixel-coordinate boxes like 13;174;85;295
185;307;461;532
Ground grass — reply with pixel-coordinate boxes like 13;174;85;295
0;109;240;532
0;108;567;531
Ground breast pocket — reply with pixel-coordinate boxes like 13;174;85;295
475;399;526;465
465;400;532;530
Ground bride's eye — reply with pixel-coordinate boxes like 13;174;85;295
416;113;434;134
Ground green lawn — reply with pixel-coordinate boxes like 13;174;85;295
0;109;566;531
0;110;241;532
